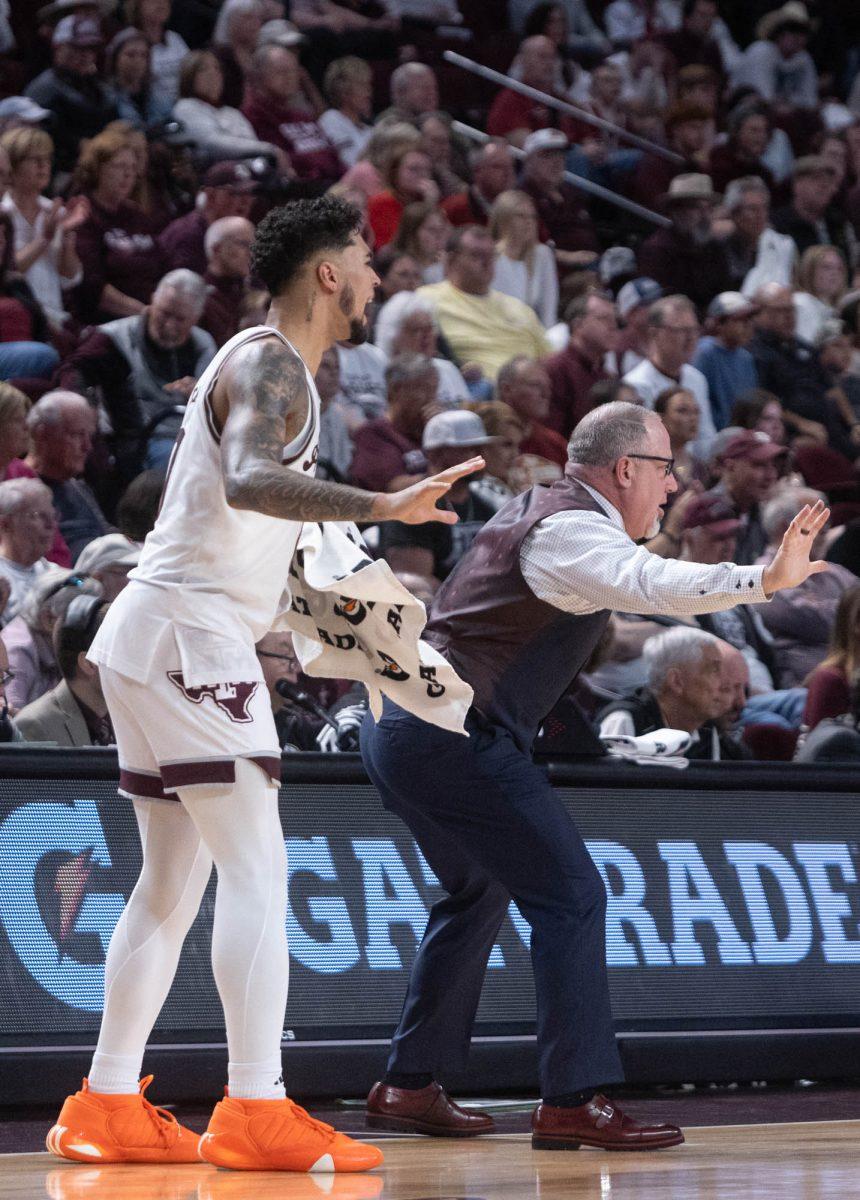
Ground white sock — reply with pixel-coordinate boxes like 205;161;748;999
180;760;291;1104
228;1059;287;1101
88;1050;141;1095
89;799;213;1094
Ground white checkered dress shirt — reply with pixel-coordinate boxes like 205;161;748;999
520;481;769;615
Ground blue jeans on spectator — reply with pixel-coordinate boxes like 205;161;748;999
738;687;808;730
0;341;59;381
144;435;178;470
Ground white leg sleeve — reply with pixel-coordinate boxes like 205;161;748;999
179;759;289;1100
90;798;213;1093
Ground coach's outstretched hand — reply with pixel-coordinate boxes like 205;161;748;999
762;500;831;595
371;457;486;525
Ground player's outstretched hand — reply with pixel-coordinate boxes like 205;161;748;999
762;500;831;595
373;457;485;526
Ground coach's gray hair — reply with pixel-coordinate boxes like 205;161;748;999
20;567;102;631
567;401;656;466
27;390;91;435
761;486;825;542
153;269;208;318
645;626;721;692
0;477;52;520
385;352;438;391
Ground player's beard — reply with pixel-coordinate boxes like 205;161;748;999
339;282;369;345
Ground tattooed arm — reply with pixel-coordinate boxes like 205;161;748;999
220;338;484;525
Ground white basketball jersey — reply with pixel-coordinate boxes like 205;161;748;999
129;324;320;643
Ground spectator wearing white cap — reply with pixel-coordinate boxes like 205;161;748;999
607;277;662;375
519;128;599;266
378;410;500;582
0;478;55;625
74;533;140;601
693;292;759;430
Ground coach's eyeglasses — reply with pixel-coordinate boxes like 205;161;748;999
627;454;675;478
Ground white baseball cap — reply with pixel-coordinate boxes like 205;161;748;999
422;410;499;451
522;128;569;157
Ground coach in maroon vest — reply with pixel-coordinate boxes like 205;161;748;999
361;401;830;1149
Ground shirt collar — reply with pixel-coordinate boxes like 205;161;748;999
576;478;626;531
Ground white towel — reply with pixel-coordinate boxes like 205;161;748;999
600;728;692;769
273;521;473;735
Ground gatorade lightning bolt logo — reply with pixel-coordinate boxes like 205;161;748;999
53;849;95;961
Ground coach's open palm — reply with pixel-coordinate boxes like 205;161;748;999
375;457;486;525
762;500;831;595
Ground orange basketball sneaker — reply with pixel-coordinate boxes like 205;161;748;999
198;1094;384;1172
46;1076;201;1163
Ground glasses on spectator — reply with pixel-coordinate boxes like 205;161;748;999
258;650;300;670
627;453;675;477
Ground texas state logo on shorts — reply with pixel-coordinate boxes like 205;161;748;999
167;672;259;723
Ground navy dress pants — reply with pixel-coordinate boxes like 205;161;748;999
360;701;624;1097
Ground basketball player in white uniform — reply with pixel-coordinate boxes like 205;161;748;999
48;196;484;1174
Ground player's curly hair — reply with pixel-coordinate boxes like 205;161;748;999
251;197;363;298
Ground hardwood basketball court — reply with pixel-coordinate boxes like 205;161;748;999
3;1120;860;1199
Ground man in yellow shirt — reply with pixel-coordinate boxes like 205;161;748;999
418;226;551;381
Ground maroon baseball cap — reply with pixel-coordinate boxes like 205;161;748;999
203;161;258;192
682;493;742;536
720;430;787;464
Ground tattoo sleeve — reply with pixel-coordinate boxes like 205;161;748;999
220;339;378;522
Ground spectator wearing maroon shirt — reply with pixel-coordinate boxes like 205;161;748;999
158;161;258;277
442;140;516;229
518;129;599;266
349;353;439;493
68;127;164;322
708;103;776;195
629;102;714;208
495;354;567;468
200;215;255;348
7;391;109;562
486;36;578;147
637;174;733;314
543;290;617;437
241;44;343;184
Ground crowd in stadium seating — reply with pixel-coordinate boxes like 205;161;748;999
2;0;860;761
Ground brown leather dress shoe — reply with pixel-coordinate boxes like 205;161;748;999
532;1094;684;1151
366;1081;495;1137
